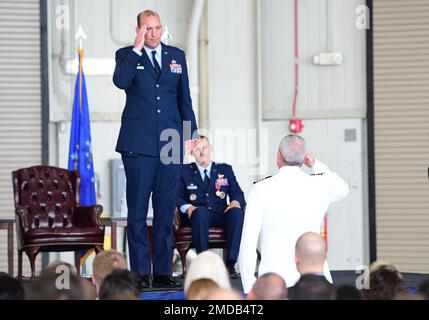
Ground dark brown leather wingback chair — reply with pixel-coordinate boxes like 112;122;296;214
12;165;105;279
173;210;227;276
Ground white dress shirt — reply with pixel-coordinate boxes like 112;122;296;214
238;160;350;293
132;44;162;69
180;163;212;213
144;44;162;69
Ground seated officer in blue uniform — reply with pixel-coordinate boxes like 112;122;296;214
177;136;245;278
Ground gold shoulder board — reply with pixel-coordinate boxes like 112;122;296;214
253;175;272;184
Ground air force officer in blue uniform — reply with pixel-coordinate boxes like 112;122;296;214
177;136;245;278
113;10;198;289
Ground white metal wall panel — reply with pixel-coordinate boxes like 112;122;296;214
260;0;366;119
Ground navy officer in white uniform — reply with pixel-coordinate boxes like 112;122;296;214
238;134;350;293
177;136;245;278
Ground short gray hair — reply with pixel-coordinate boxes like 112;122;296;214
279;134;305;166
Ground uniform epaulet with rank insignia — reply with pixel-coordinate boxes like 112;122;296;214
253;175;272;184
310;173;325;176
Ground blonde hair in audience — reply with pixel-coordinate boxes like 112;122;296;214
92;249;127;289
186;278;220;300
184;251;231;294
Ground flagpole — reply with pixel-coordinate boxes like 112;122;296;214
75;26;87;112
74;25;90;276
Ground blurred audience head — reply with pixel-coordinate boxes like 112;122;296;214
43;260;96;299
43;260;78;276
0;272;25;300
184;251;230;295
336;285;363;300
186;278;220;300
277;134;306;168
295;232;327;275
98;269;140;300
290;274;336;300
363;261;406;300
418;278;429;300
394;291;424;300
247;272;287;300
204;288;243;300
92;249;127;294
26;270;85;300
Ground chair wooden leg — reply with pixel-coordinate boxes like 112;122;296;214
25;246;40;279
176;243;190;277
74;251;80;275
18;250;23;281
7;223;13;276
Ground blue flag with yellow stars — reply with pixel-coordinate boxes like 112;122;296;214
68;48;96;265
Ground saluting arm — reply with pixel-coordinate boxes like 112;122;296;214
311;159;350;203
113;26;147;90
112;49;140;90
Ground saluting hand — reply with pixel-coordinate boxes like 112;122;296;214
303;151;315;168
134;24;147;51
224;201;241;213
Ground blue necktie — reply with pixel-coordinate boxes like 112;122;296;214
151;50;161;79
203;169;210;190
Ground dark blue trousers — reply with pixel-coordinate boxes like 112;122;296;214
186;206;244;263
122;153;180;277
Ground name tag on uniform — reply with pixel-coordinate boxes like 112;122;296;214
136;65;145;70
170;60;182;74
187;184;197;190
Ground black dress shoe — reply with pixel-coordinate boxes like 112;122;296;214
152;276;182;288
227;266;241;279
137;275;151;290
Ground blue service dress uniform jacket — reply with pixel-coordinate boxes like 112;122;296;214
177;162;246;263
114;43;197;156
113;42;198;278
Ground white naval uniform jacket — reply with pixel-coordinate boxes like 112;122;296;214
238;160;350;293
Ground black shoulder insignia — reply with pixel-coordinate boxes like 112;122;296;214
310;173;325;176
253;176;272;184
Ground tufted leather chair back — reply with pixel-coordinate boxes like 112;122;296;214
12;165;105;279
12;166;80;231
